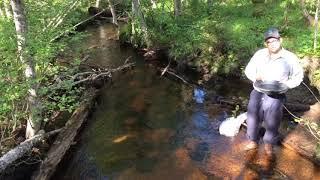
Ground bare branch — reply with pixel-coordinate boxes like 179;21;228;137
161;58;171;76
50;9;107;42
162;69;190;85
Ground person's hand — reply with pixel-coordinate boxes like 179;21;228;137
281;80;291;88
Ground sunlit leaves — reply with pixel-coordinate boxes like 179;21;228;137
129;0;318;76
0;0;89;139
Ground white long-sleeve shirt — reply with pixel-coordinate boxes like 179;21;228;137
245;48;303;89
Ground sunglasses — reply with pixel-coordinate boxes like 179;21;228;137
266;38;280;44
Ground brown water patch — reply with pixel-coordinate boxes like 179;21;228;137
116;148;208;180
275;147;320;179
129;80;141;88
123;117;138;126
130;94;147;112
143;128;175;144
200;130;320;179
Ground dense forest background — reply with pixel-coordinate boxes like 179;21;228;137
0;0;319;155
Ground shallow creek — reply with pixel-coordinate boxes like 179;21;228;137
54;23;320;180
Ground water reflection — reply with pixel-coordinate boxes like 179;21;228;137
189;86;211;162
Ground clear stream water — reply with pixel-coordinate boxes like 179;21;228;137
53;23;320;180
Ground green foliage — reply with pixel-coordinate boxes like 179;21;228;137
0;18;27;122
0;0;90;140
41;82;82;118
37;61;84;121
125;0;319;76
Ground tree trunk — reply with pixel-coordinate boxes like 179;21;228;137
32;89;97;180
283;0;288;28
95;0;101;7
108;0;118;25
151;0;157;8
0;2;4;17
299;0;315;26
251;0;265;3
207;0;213;8
0;129;61;173
132;0;151;47
10;0;42;139
4;0;12;17
314;0;320;51
52;0;80;29
174;0;181;17
131;2;136;44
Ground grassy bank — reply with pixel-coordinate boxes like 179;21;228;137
121;0;319;83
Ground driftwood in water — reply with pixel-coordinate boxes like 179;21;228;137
31;88;97;180
73;62;135;89
52;62;135;89
0;129;61;174
162;69;191;85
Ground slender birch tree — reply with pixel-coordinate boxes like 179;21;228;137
151;0;157;8
132;0;151;47
95;0;101;7
0;1;4;17
108;0;118;25
174;0;181;17
299;0;315;26
207;0;212;7
4;0;12;17
10;0;42;138
314;0;320;50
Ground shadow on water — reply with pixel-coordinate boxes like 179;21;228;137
53;23;320;180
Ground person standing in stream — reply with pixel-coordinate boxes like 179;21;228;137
243;27;304;154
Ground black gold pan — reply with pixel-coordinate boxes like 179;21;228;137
253;80;288;95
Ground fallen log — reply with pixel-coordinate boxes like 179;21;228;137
0;129;61;174
30;63;134;179
49;62;135;91
31;88;97;180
